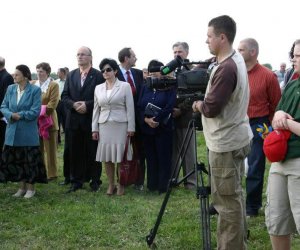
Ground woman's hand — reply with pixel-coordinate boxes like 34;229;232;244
127;131;135;137
92;132;99;141
11;113;21;121
145;117;159;128
272;110;294;130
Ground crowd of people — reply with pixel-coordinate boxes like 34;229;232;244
0;14;299;250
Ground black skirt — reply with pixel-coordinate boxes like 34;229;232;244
0;145;48;184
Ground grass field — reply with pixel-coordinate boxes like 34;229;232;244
0;132;299;249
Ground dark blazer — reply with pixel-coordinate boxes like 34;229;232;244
137;85;176;135
61;67;104;131
116;67;144;104
0;69;14;118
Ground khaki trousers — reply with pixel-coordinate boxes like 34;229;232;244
209;144;250;250
40;130;58;179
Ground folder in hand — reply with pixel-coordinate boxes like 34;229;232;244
144;103;171;125
145;103;161;117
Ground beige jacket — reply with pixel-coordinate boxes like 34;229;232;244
92;79;135;132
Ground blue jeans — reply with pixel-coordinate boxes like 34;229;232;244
246;116;269;215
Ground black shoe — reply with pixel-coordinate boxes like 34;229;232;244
66;184;82;193
134;184;144;191
246;209;258;218
90;181;100;192
209;204;218;215
48;177;58;181
59;180;70;186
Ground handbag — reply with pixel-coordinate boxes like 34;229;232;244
119;136;140;186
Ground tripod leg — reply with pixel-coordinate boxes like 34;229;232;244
199;176;211;250
146;120;196;246
194;131;211;249
146;119;212;249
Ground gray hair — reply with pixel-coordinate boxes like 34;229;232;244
172;42;189;52
0;57;5;68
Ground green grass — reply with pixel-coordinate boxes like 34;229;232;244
0;132;299;249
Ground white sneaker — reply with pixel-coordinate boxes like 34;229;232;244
13;189;26;197
24;190;36;199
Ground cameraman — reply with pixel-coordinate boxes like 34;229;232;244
171;42;197;190
193;15;253;249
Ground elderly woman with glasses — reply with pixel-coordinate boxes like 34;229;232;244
0;65;47;198
92;58;135;196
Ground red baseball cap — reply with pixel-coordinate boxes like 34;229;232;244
263;129;291;162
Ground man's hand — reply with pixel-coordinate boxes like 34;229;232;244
272;110;294;130
73;102;81;110
172;108;182;118
74;101;87;114
192;100;202;113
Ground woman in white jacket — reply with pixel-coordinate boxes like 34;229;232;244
92;58;135;196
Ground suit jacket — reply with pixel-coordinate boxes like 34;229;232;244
62;67;104;131
32;80;59;131
116;67;143;105
0;83;41;146
0;69;14;118
92;79;135;132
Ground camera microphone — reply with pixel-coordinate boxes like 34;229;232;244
160;55;183;75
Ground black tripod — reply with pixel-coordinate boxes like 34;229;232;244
146;117;211;250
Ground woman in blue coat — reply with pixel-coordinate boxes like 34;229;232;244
0;65;47;198
137;60;176;193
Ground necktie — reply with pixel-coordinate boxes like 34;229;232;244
81;72;87;86
126;70;136;95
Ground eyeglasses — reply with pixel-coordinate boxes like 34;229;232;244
76;53;91;57
101;67;113;74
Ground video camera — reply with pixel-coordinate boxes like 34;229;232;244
146;55;211;100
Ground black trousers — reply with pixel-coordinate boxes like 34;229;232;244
0;120;6;159
143;130;172;193
56;101;66;143
62;130;70;181
67;128;102;186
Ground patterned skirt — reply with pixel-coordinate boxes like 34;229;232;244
0;145;48;184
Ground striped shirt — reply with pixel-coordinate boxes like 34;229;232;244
247;63;281;120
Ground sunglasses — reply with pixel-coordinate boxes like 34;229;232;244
101;67;113;74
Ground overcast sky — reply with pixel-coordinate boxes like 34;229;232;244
1;0;298;74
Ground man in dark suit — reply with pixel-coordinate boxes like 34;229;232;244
116;47;145;190
61;46;104;192
0;57;14;159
